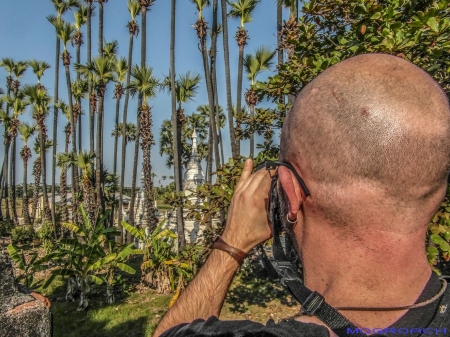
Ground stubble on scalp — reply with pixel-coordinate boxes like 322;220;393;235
280;54;450;227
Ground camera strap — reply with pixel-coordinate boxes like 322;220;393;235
265;172;368;337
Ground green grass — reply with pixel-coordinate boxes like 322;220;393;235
40;272;299;337
52;288;171;337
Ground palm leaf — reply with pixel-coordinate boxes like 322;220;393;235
116;263;136;274
61;222;84;236
89;253;117;271
121;221;143;239
117;243;136;260
89;275;105;285
7;244;25;269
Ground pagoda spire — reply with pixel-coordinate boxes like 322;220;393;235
191;129;198;157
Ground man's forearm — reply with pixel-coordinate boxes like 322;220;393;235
153;249;240;337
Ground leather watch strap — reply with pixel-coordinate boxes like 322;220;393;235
212;236;247;266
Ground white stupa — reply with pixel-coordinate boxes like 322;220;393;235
182;129;206;242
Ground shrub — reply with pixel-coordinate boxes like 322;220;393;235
12;225;37;244
0;220;14;237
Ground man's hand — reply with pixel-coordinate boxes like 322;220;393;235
153;158;275;337
221;158;273;253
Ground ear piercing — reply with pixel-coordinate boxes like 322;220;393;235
286;213;298;224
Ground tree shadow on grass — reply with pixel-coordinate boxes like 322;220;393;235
54;313;150;337
225;272;297;313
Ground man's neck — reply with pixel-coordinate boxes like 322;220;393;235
295;221;432;332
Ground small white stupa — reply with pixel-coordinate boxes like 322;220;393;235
182;129;206;242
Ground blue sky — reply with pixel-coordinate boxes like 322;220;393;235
0;0;287;187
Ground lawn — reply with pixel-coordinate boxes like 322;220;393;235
33;260;299;337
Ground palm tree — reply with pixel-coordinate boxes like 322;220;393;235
169;0;185;251
112;122;137;145
112;58;128;179
277;0;298;104
49;0;79;230
128;0;155;243
0;59;15;220
85;0;95;165
277;0;297;19
27;60;51;90
75;151;96;226
128;65;160;233
0;107;13;221
75;56;114;216
243;46;276;158
73;4;89;154
162;71;202;165
18;123;37;226
97;0;109;56
56;152;73;224
110;57;128;227
23;84;53;227
191;0;221;173
57;21;79;226
159;106;223;168
118;0;140;236
31;138;54;225
2;94;29;226
228;0;260;156
220;1;238;158
71;79;88;153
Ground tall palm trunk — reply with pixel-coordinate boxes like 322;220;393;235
87;1;95;173
99;1;104;56
52;35;60;231
0;161;4;220
139;105;157;231
9;138;18;226
63;51;78;229
111;85;122;227
21;148;31;226
235;27;248;156
210;0;225;178
170;0;185;251
120;26;136;244
277;0;285;107
220;0;238;158
195;18;220;173
60;168;68;224
76;36;83;173
128;3;147;243
96;90;106;215
206;122;213;184
31;157;41;223
3;142;10;221
277;1;283;69
37;120;52;225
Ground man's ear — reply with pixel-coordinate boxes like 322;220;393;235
278;166;305;217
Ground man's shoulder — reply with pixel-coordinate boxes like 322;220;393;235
159;315;330;337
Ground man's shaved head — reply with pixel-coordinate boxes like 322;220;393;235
280;54;450;224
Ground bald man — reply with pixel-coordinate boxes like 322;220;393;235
153;54;450;337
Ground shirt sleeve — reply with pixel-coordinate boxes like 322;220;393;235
159;316;330;337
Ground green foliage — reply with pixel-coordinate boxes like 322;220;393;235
43;206;135;309
256;0;450;112
7;243;51;288
38;221;56;253
0;220;14;236
428;186;450;273
12;225;37;244
122;220;203;295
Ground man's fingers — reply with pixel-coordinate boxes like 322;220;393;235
242;168;270;195
235;158;253;192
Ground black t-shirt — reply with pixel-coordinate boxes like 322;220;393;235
160;273;446;337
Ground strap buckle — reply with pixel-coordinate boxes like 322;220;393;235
300;291;325;316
